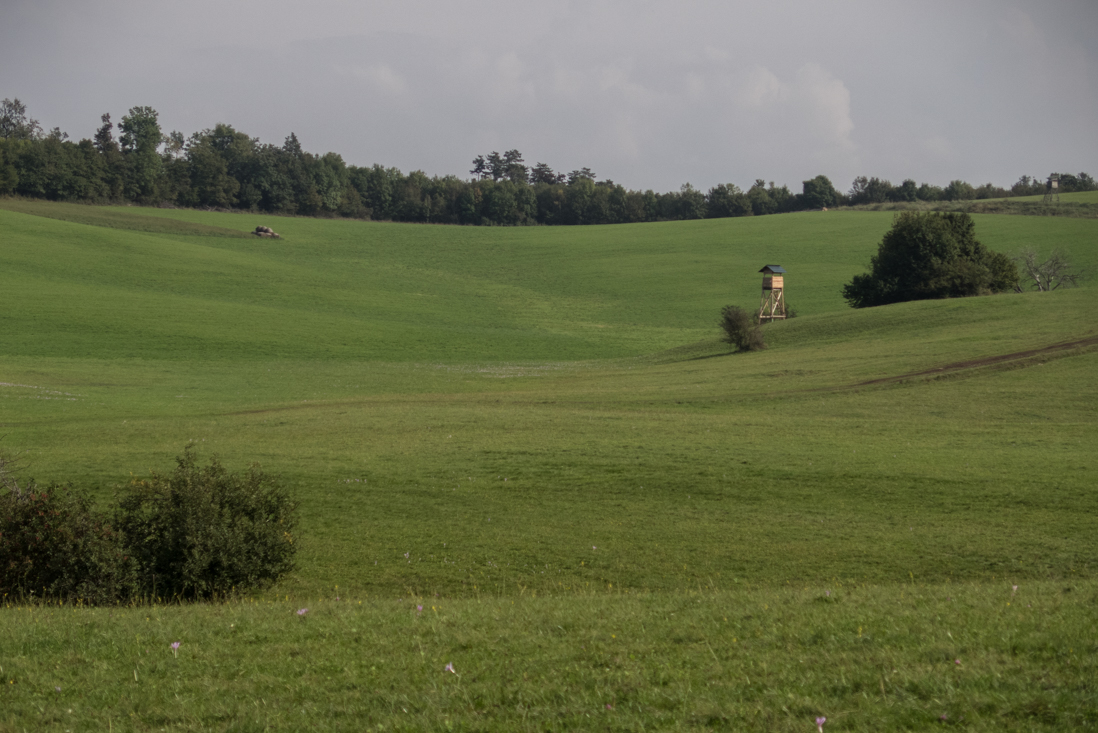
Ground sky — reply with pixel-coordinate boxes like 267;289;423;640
2;0;1096;193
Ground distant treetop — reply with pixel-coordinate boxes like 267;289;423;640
1;98;1094;226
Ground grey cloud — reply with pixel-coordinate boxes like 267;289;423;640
2;0;1095;192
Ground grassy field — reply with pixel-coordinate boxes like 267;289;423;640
1;200;1096;730
1005;190;1098;204
842;189;1098;217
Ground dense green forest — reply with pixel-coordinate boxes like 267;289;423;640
1;98;1094;225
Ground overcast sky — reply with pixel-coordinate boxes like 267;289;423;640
3;0;1096;192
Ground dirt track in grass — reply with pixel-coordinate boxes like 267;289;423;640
853;334;1098;387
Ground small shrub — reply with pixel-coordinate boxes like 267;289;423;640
0;455;135;604
115;445;298;600
718;305;766;352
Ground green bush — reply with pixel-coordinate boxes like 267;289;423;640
115;445;298;600
718;305;766;352
0;456;136;604
842;211;1019;308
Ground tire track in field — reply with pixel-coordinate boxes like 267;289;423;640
219;336;1098;417
852;334;1098;387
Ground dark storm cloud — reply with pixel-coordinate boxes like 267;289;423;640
2;0;1096;192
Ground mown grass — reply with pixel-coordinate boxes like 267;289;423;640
0;198;253;238
1;201;1096;730
3;581;1095;732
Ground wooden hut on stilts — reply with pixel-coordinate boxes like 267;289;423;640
758;265;787;323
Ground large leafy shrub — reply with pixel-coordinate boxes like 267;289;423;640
842;212;1018;308
0;457;135;604
115;446;298;600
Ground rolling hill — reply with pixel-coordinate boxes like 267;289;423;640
1;200;1095;731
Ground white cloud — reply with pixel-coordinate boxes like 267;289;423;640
792;62;855;150
685;73;706;102
610;118;643;161
487;53;536;110
729;62;856;171
336;63;407;95
999;7;1046;50
740;66;786;109
597;64;631;93
551;67;585;98
703;45;730;63
922;136;954;160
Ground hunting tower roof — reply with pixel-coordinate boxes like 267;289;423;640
759;265;786;274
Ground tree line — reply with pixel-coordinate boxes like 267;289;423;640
1;98;1094;226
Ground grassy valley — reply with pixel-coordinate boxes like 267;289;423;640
0;200;1095;731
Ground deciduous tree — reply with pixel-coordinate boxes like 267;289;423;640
892;179;918;202
842;212;1018;308
119;106;164;202
943;179;975;201
677;183;706;219
848;176;893;204
707;183;752;218
1014;248;1082;291
802;174;839;209
0;98;42;140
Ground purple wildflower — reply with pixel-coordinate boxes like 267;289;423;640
816;716;826;732
297;608;309;616
444;662;455;674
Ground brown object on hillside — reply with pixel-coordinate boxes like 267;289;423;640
758;265;786;323
253;226;280;239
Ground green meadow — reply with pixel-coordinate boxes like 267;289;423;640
1005;190;1098;204
1;199;1096;731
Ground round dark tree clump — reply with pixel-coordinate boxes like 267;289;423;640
842;211;1018;308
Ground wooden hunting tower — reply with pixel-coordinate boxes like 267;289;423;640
1043;174;1060;205
758;265;786;323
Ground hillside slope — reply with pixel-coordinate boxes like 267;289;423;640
1;201;1094;596
2;203;1095;365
